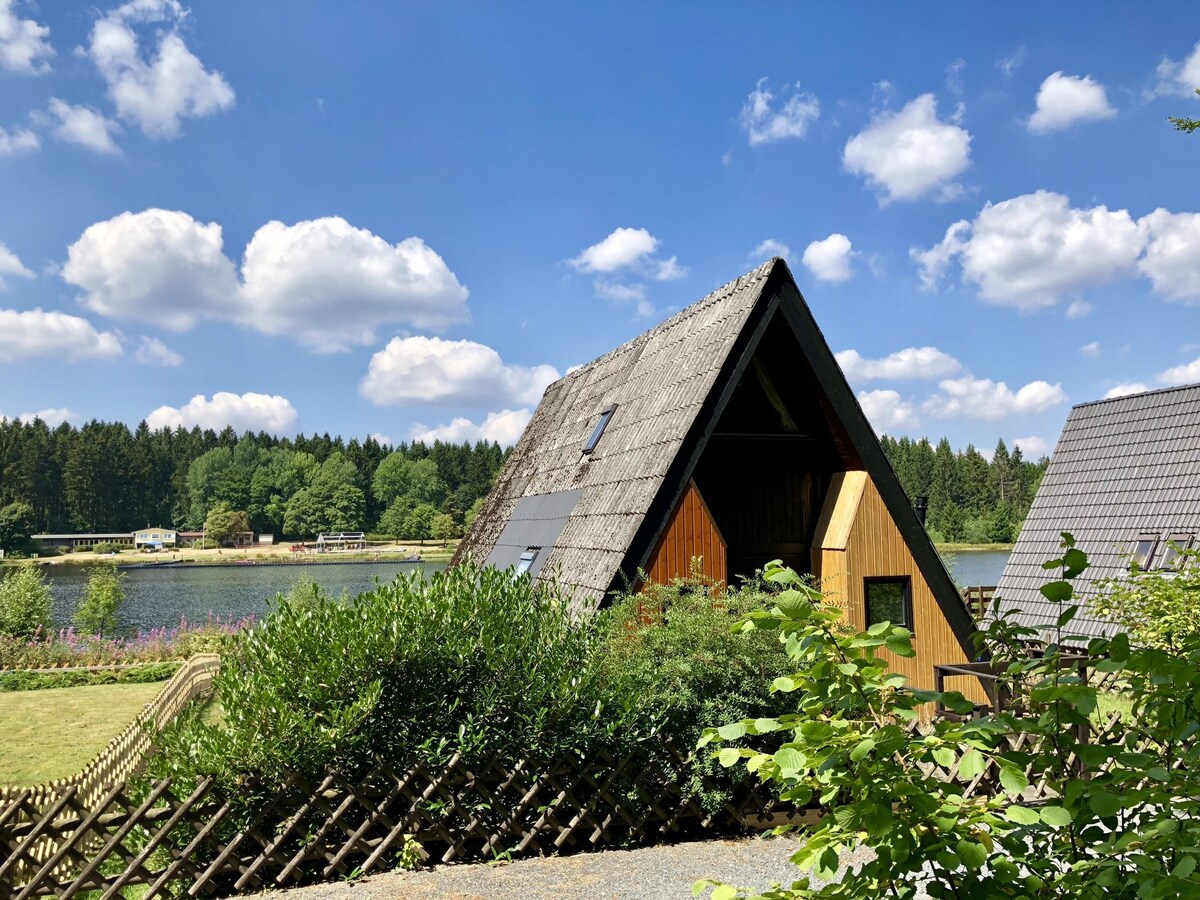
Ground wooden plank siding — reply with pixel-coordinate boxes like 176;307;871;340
814;475;985;702
644;480;727;586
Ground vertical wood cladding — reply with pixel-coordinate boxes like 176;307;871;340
814;477;985;702
645;480;727;585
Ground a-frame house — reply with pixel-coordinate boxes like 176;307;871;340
454;259;978;690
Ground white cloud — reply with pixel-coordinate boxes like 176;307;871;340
369;432;392;447
594;279;646;303
801;233;855;283
945;58;966;95
0;308;122;361
1105;382;1150;399
740;78;820;145
62;208;240;330
360;336;559;409
0;0;52;74
837;347;961;381
1154;40;1200;99
1066;300;1093;319
87;0;234;139
1028;72;1116;133
0;240;33;287
145;391;297;433
1079;341;1102;358
750;239;790;262
842;94;971;204
40;98;121;154
0;125;38;155
923;376;1067;420
1138;209;1200;302
134;335;182;366
996;46;1028;79
1158;358;1200;386
569;226;685;281
17;407;74;427
856;389;919;433
911;191;1144;310
240;217;469;351
411;408;532;447
1013;435;1049;458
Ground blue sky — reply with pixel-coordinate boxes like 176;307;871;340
2;2;1200;459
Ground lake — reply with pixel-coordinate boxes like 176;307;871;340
943;549;1011;588
43;561;446;635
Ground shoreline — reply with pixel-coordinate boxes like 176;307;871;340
934;542;1014;552
4;542;457;569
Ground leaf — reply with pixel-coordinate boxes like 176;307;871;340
866;621;890;636
1056;606;1078;628
711;886;738;900
1005;805;1041;825
837;662;858;676
1108;632;1131;663
956;839;987;870
1172;856;1197;879
753;718;779;734
1062;547;1089;578
774;747;806;775
932;746;956;768
999;766;1029;794
1040;805;1073;827
1040;581;1073;604
1089;788;1122;818
850;738;876;762
717;722;747;741
1146;766;1170;782
772;676;797;693
718;748;741;768
958;749;986;780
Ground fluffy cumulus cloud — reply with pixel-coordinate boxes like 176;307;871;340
1013;435;1050;458
801;233;855;283
134;335;182;366
0;308;122;361
240;217;470;351
750;239;791;262
842;94;971;204
0;239;33;287
740;78;820;145
1155;40;1200;99
836;346;961;381
0;0;53;74
1137;209;1200;302
856;389;919;433
1079;341;1102;358
62;208;240;330
145;391;297;433
87;0;234;139
1105;382;1150;399
1158;358;1200;386
39;98;122;154
911;191;1144;310
16;407;74;427
923;376;1066;420
1027;72;1116;133
360;336;559;409
411;408;532;448
0;125;38;155
569;227;685;281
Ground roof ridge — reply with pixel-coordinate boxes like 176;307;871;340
1072;381;1200;410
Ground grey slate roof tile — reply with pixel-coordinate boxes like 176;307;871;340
997;382;1200;639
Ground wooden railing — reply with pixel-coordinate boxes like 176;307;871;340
0;654;219;810
961;585;996;620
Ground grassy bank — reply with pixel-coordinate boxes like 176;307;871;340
3;540;458;569
0;681;166;785
934;542;1014;552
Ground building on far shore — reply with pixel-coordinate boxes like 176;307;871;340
134;527;178;550
30;533;135;552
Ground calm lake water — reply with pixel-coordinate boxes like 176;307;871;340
43;561;446;635
943;549;1011;588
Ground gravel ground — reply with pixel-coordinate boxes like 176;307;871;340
248;836;810;900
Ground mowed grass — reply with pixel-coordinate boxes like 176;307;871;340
0;682;165;786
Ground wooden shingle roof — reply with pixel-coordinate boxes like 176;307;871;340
997;383;1200;639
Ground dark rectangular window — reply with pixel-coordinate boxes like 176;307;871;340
1131;533;1159;570
583;404;617;454
514;547;539;577
1157;534;1193;571
865;577;913;630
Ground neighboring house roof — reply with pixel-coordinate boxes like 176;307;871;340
454;258;975;654
997;383;1200;640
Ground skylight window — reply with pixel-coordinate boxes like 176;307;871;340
1131;534;1159;570
1157;534;1193;571
514;547;539;577
583;404;617;455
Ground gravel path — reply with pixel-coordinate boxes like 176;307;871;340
249;837;807;900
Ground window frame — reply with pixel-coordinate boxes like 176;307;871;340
514;547;539;577
1156;533;1193;571
863;575;914;632
582;404;618;455
1131;533;1160;570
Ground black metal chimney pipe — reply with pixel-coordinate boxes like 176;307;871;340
914;495;928;526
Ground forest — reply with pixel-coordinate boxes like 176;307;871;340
880;435;1050;544
0;417;508;549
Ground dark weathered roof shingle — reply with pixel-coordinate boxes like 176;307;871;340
997;383;1200;639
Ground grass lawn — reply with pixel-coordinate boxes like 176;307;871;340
0;681;165;786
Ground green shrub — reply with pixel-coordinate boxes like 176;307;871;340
0;564;53;637
0;662;179;692
74;563;127;637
